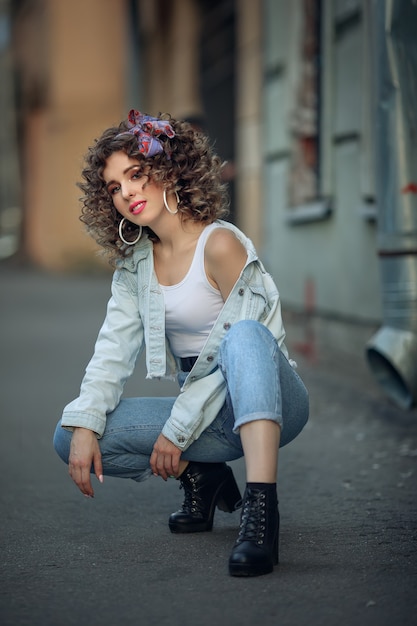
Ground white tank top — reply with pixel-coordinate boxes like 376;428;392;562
160;223;224;357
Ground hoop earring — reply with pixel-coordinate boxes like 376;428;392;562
118;217;142;245
163;189;180;215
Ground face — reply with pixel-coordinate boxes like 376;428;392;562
102;151;165;227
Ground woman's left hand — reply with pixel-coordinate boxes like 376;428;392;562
150;434;182;480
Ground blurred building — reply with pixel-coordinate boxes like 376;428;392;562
1;0;416;334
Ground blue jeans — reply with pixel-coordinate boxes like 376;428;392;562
53;321;309;481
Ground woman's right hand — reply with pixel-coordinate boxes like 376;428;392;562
69;427;103;497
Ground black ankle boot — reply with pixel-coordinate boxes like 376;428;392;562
169;462;242;533
228;483;279;577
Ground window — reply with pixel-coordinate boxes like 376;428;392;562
264;1;376;224
288;0;321;209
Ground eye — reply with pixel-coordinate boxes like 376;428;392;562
131;170;148;183
108;184;120;196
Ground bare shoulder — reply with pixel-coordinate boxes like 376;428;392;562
204;228;248;297
205;227;247;262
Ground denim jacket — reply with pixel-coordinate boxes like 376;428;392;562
61;221;290;451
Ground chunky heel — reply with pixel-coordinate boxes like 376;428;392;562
169;462;242;534
216;467;242;513
229;484;279;577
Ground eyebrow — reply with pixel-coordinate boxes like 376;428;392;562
105;165;141;189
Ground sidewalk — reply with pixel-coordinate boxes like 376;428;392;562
0;262;416;626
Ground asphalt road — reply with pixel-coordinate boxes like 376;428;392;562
1;262;416;626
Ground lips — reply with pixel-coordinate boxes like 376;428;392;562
129;201;146;215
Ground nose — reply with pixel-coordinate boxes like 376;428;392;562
121;181;135;199
121;175;146;199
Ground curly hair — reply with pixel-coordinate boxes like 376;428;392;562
78;113;230;265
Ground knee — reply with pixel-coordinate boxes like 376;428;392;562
220;320;272;354
53;421;71;464
223;319;266;341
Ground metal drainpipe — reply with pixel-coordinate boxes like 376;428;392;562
366;0;417;410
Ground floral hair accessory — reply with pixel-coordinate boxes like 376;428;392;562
117;109;175;158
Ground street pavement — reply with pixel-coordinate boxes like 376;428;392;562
0;260;416;626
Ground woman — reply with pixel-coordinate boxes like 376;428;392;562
53;110;309;577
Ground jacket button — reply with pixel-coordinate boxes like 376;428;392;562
207;355;214;362
238;288;244;296
177;435;185;443
223;322;231;330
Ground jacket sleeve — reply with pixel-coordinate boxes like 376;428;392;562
61;269;144;437
161;368;227;450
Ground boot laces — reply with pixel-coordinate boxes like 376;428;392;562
237;491;266;545
179;476;203;514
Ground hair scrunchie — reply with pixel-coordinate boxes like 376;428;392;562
117;109;175;158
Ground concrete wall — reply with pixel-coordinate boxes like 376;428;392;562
261;0;381;322
235;0;263;248
16;0;127;270
15;0;204;270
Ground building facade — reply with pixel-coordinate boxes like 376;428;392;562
2;0;415;328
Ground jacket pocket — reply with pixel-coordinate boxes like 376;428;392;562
245;281;271;321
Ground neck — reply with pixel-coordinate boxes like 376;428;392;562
153;216;205;251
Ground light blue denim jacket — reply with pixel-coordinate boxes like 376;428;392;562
61;221;290;451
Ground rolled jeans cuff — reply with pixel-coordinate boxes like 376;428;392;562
232;411;283;434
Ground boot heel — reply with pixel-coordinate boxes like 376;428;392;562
169;462;240;533
216;467;242;513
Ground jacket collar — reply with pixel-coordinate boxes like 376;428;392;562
116;235;153;273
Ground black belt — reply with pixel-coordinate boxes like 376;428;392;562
180;356;199;371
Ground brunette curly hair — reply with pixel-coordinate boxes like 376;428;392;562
78;113;229;265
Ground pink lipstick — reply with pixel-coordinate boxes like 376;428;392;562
129;201;145;215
